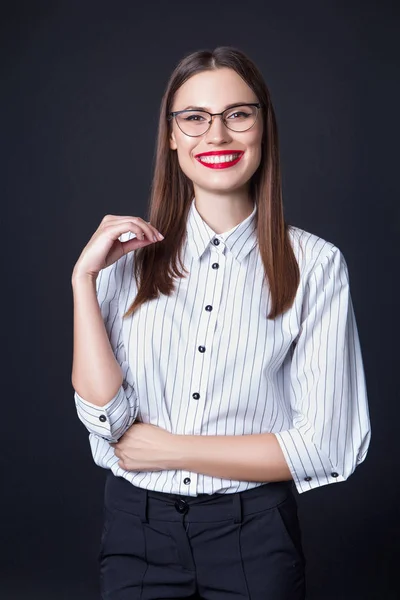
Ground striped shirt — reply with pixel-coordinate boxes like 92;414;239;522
74;198;371;496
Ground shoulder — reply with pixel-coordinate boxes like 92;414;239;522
287;224;347;278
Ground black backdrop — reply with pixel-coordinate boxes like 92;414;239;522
2;1;399;598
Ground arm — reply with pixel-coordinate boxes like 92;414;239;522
273;247;371;493
71;274;123;405
71;249;138;441
170;248;371;493
171;432;292;482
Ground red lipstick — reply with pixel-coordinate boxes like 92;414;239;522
194;150;244;170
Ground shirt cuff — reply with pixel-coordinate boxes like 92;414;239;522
74;385;137;442
274;429;346;494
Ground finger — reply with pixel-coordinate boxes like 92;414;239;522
120;221;163;243
102;216;164;242
101;220;158;243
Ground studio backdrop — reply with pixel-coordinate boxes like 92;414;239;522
2;1;399;599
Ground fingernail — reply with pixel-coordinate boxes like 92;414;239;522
158;233;164;240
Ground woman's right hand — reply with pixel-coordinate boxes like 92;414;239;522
72;215;164;280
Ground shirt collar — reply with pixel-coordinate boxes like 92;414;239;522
186;197;258;262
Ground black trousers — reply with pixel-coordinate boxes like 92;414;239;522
99;472;306;599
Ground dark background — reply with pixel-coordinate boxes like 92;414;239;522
2;1;399;598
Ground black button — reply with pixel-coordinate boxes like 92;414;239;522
99;415;107;422
212;263;219;269
183;477;191;485
304;476;312;481
174;499;189;514
213;238;220;245
192;393;200;400
205;305;213;311
198;346;206;353
331;472;339;478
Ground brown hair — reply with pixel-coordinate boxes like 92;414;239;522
123;46;300;320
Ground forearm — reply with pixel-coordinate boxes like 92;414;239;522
172;432;292;482
71;274;123;406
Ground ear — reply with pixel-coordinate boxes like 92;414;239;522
169;129;177;150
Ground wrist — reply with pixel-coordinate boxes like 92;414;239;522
71;270;98;286
168;433;192;470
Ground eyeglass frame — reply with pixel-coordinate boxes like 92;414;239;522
167;102;262;137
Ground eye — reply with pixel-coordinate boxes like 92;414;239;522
227;111;251;120
185;114;206;121
180;111;208;122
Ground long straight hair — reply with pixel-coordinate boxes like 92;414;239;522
123;46;300;320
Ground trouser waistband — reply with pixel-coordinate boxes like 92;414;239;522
104;472;294;525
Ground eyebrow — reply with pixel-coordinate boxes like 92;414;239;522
182;102;252;111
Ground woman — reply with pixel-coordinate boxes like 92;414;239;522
71;46;371;599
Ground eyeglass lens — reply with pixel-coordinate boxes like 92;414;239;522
175;105;258;136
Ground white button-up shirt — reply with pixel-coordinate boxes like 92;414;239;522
74;198;371;496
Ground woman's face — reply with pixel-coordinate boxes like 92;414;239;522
169;68;263;195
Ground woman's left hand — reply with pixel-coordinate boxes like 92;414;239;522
110;422;178;472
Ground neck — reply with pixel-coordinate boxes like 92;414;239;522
192;187;254;234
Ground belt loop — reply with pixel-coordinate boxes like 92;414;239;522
138;487;149;523
232;491;242;524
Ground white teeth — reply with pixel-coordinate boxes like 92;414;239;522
198;153;241;164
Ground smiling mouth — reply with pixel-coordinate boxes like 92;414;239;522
195;151;244;169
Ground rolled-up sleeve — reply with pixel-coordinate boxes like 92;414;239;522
74;251;138;442
274;247;371;494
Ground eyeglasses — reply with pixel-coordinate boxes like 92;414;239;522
167;102;261;137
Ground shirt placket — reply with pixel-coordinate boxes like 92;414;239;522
180;237;226;495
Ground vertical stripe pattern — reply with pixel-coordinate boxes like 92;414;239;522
74;198;371;495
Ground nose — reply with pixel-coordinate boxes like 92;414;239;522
204;115;232;144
